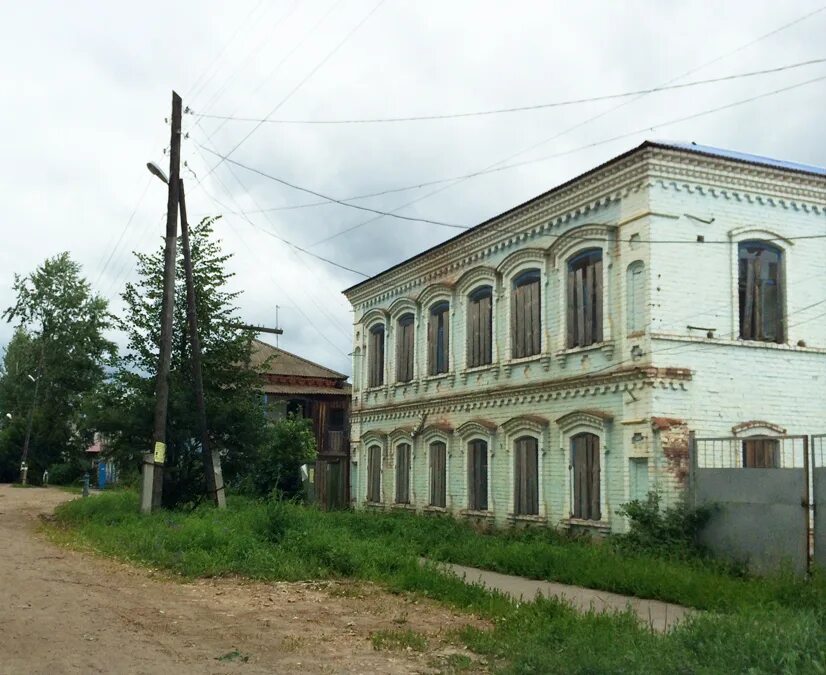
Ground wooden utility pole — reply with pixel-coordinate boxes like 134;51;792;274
143;91;182;513
178;179;225;508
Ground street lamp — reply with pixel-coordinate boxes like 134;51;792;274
146;161;169;185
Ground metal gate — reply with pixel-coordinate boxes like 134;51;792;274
813;434;826;570
689;433;810;574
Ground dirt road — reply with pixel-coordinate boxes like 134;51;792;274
0;486;484;674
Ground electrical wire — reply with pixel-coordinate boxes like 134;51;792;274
197;142;463;229
203;0;387;179
186;0;269;103
192;58;826;125
198;0;346;145
308;73;826;247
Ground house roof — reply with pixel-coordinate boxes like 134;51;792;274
250;339;348;380
262;382;352;396
343;140;826;297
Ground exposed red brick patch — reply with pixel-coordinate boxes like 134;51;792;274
650;417;684;431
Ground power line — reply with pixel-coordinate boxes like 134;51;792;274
197;142;464;229
192;1;300;116
191;58;826;125
203;0;387;180
93;177;152;290
307;4;826;246
185;0;269;103
198;0;345;144
308;73;826;247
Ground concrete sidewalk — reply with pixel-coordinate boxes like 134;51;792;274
427;560;692;632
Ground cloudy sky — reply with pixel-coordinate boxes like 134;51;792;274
1;0;824;376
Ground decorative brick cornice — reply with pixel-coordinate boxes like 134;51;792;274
345;145;825;311
351;366;691;425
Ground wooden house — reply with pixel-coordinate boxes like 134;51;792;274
250;339;351;509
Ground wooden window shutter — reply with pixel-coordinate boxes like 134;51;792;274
529;278;540;356
468;440;489;511
467;295;480;367
514;439;525;514
442;309;450;372
427;313;436;375
481;292;492;365
567;267;576;348
593;258;603;343
526;438;538;515
587;434;601;521
396;444;410;503
775;255;785;342
572;435;585;518
368;446;381;502
430;442;446;507
742;258;756;340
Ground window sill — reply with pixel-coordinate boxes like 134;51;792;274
424;372;451;381
507;513;547;524
563;517;610;532
423;505;448;514
364;501;385;510
556;342;607;357
460;509;494;519
463;363;496;374
651;333;826;354
391;502;416;511
505;354;543;366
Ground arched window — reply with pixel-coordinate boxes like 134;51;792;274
395;443;411;503
738;241;783;343
626;260;645;333
429;441;447;507
512;270;541;358
514;436;538;515
428;301;450;375
571;432;600;520
366;445;382;503
468;439;488;511
396;313;415;382
368;324;385;387
567;249;603;348
467;286;493;367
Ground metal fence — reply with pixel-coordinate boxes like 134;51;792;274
690;433;814;575
812;434;826;570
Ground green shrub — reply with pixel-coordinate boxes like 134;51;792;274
614;491;712;558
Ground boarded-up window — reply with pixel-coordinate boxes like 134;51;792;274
511;270;541;358
367;445;382;503
429;441;447;507
567;249;603;348
629;457;649;501
395;443;411;503
368;324;385;387
468;439;488;511
742;437;780;468
396;314;415;382
514;436;539;515
626;260;645;333
467;286;493;367
428;302;450;375
739;241;783;343
571;432;600;520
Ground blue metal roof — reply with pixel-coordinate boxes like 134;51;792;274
652;140;826;177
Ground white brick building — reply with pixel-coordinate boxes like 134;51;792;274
343;141;826;532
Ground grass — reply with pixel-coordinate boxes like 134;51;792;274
50;491;826;674
371;628;428;652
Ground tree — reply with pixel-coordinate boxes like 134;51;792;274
96;217;267;507
0;253;114;482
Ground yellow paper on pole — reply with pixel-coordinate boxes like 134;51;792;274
154;441;166;464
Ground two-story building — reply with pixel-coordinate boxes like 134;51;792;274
343;141;826;532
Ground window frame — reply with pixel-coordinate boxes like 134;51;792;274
395;442;412;503
366;444;382;503
467;439;489;511
742;436;780;468
467;285;493;368
395;313;416;383
511;269;542;359
738;240;784;344
428;301;451;375
428;440;448;507
513;435;539;516
566;248;604;349
570;432;601;521
368;323;386;387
